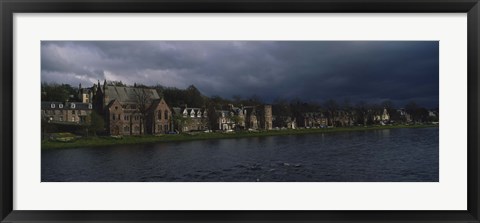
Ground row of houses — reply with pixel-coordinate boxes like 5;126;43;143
42;81;273;136
42;81;438;135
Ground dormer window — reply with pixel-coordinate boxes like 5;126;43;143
50;103;55;108
190;110;195;117
59;104;63;109
71;103;75;109
88;104;92;109
197;111;202;118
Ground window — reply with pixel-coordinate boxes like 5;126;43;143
159;125;163;131
164;110;168;120
59;104;63;109
72;110;76;115
164;125;168;131
124;115;128;121
124;126;129;132
112;114;115;120
158;111;162;120
71;103;75;109
118;114;121;120
50;104;55;108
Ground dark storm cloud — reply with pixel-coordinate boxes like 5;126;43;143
41;41;439;108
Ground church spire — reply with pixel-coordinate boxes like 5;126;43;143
103;79;107;91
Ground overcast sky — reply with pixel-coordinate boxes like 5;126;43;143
41;41;439;108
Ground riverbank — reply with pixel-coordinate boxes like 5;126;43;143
41;124;438;150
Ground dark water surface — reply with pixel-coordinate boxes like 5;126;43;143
42;127;439;182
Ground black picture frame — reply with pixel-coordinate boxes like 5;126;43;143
1;0;479;222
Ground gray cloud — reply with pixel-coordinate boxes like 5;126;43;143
41;41;439;108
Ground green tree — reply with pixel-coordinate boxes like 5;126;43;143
89;111;105;136
229;114;244;130
133;88;154;135
110;80;126;86
324;99;339;126
41;82;78;102
185;85;205;107
173;114;192;132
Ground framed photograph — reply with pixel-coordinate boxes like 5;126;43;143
1;0;479;222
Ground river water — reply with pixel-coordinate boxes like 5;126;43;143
42;127;438;182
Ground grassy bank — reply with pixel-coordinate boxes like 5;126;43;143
41;124;438;150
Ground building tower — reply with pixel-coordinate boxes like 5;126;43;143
263;105;273;130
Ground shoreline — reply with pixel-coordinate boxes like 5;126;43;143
41;124;438;150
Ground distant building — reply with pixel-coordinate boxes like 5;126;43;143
373;108;390;123
172;106;208;132
298;112;328;128
94;80;172;135
216;110;236;131
41;101;93;124
396;108;412;123
335;110;355;127
77;83;94;103
212;104;272;131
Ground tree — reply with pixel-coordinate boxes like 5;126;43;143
232;95;243;105
405;101;420;123
173;114;192;132
324;99;339;126
354;101;369;126
229;114;244;130
41;82;78;102
246;94;263;106
133;88;154;135
272;98;293;127
185;85;205;107
206;101;220;130
110;80;126;86
89;111;105;136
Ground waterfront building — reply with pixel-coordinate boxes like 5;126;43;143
41;101;93;124
172;106;209;132
94;80;172;135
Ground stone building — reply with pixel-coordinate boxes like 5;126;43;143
77;83;94;103
216;105;272;130
335;110;355;127
172;106;208;132
373;108;390;123
260;105;273;130
216;110;236;131
94;80;172;135
298;112;328;128
41;101;93;124
243;106;259;130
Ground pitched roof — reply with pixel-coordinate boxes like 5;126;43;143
41;101;92;110
104;86;160;104
149;98;170;111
